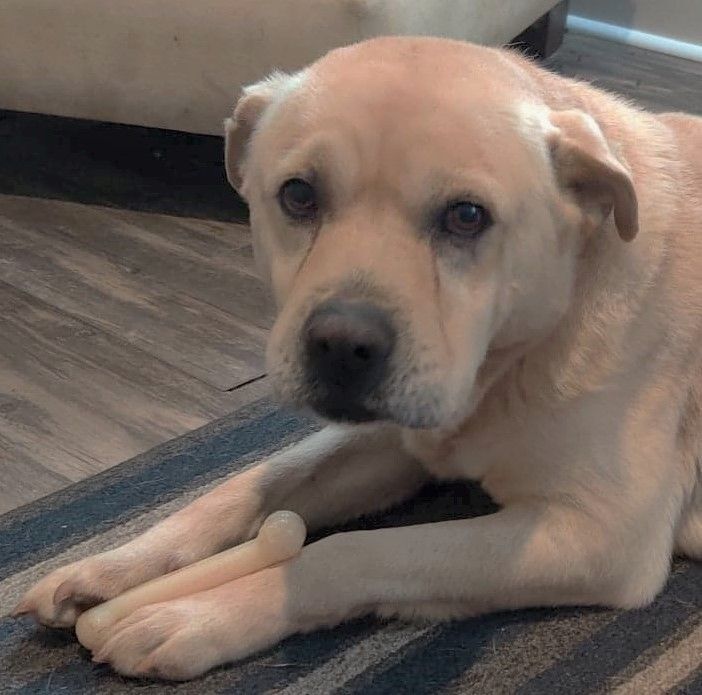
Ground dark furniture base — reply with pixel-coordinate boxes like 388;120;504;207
512;0;569;59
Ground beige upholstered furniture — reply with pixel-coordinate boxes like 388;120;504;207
0;0;561;135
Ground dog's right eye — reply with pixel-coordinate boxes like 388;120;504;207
440;201;492;239
278;179;318;222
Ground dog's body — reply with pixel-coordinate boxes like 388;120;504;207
16;38;702;680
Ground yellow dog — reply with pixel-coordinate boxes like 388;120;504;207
16;37;702;680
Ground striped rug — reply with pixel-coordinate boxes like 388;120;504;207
1;400;701;694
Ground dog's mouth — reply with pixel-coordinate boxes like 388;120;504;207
297;372;448;429
306;394;381;423
277;362;451;429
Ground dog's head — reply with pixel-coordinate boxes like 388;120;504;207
225;38;638;428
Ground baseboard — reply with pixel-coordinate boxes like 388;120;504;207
566;14;702;63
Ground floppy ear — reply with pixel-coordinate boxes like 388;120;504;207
548;109;638;241
224;71;296;193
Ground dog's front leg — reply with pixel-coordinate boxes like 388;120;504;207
289;499;673;622
15;424;426;628
93;498;673;679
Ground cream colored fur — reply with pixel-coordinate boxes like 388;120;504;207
15;37;702;680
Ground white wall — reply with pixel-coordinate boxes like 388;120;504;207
570;0;702;45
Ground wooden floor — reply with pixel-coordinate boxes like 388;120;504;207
1;31;701;513
0;198;273;512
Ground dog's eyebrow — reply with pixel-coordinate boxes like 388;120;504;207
424;171;500;211
268;132;361;198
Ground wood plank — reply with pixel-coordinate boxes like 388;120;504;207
0;282;269;509
0;435;70;515
0;375;271;516
0;196;268;389
547;32;702;116
0;195;275;329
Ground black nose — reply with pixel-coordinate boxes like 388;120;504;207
304;300;395;418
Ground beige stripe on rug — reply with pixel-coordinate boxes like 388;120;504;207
611;619;702;695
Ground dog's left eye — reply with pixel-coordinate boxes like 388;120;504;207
441;201;492;238
278;179;318;222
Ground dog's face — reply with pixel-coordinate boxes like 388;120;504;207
226;38;638;428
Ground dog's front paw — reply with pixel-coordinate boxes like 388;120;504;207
13;547;173;628
92;569;292;680
92;601;224;681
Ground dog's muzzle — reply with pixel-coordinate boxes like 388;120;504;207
303;299;396;421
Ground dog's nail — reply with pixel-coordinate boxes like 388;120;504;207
136;656;156;675
92;649;108;663
10;601;31;618
53;580;76;606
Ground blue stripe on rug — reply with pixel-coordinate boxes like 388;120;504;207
0;618;29;644
0;402;316;581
